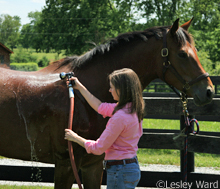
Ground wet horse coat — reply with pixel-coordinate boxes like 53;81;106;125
0;19;214;189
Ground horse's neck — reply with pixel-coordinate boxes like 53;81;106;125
140;38;162;87
73;38;161;101
106;38;161;87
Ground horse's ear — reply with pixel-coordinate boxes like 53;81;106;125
180;17;194;31
169;18;179;36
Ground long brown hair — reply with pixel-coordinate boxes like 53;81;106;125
109;68;145;122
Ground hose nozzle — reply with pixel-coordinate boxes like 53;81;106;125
60;72;74;80
60;72;75;87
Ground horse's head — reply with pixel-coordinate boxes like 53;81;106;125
159;18;214;106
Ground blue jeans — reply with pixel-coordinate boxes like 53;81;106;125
105;158;141;189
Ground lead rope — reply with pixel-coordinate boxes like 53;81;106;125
181;94;189;182
180;93;199;183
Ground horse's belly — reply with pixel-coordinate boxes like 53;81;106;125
0;106;54;163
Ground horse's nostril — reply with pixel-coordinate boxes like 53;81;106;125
207;89;214;99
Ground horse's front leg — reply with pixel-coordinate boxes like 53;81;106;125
54;158;75;189
81;153;105;189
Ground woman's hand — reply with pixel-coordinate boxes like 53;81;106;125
64;129;86;148
64;129;79;142
66;76;102;112
66;77;83;90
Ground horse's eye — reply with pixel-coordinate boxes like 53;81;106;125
178;51;188;58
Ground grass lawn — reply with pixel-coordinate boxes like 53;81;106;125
137;119;220;167
31;51;66;62
12;48;66;63
0;186;54;189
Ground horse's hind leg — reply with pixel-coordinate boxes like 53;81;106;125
81;154;105;189
54;159;75;189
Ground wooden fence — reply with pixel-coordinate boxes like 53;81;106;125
144;76;220;98
139;76;220;187
138;97;220;188
0;77;220;188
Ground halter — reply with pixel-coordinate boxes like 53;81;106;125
161;30;206;183
161;30;209;97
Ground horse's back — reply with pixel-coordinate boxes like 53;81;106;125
0;67;66;163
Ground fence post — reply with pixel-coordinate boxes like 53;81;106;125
180;115;195;174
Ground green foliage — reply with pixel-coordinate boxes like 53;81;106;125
38;56;50;67
0;14;21;49
145;83;173;93
197;50;214;74
206;24;220;63
136;0;192;27
215;62;220;76
197;50;220;76
191;0;220;31
1;0;220;74
19;11;43;51
19;23;33;49
10;63;38;71
10;46;37;63
30;0;135;55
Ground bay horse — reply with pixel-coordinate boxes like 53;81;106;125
0;18;214;189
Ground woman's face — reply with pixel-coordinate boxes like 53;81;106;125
109;82;120;101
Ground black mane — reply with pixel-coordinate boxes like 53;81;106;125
58;25;192;70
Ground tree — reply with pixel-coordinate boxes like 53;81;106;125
206;24;220;63
190;0;220;69
19;11;42;50
32;0;136;55
0;14;21;49
191;0;220;31
135;0;192;27
19;23;33;49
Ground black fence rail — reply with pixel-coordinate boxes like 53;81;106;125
144;76;220;98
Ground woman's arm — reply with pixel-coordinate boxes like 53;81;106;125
84;113;125;155
65;129;86;148
65;113;126;155
67;77;101;112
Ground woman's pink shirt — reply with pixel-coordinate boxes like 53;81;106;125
84;103;143;160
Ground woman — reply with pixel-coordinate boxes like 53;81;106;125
65;68;145;189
